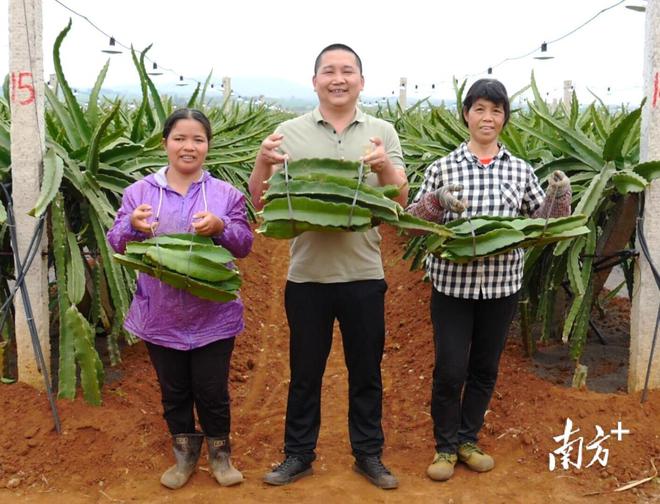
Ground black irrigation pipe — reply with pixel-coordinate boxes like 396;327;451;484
0;182;61;433
587;249;639;273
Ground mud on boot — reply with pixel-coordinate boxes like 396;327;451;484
160;433;203;489
207;436;244;486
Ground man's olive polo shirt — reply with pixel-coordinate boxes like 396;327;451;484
274;107;404;283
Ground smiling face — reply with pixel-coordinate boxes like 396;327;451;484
463;98;506;146
313;49;364;111
163;118;209;176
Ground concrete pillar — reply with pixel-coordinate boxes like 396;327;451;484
563;80;572;112
9;0;49;389
630;0;660;393
398;77;407;111
222;76;231;101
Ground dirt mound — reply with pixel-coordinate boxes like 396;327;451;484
0;226;658;503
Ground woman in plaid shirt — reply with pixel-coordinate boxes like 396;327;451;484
407;79;572;481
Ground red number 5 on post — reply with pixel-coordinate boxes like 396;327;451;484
11;71;36;106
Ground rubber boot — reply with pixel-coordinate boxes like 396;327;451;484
207;436;244;486
160;433;203;489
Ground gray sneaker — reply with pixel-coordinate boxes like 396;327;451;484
353;456;398;489
263;456;313;486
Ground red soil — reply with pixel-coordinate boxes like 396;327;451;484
0;226;658;503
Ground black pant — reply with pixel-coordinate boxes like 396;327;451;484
430;289;519;453
146;337;234;437
284;280;387;463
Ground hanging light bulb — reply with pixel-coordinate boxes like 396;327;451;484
534;42;554;60
176;75;188;87
148;62;163;76
101;36;122;54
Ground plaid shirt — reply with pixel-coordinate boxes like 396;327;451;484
411;142;545;299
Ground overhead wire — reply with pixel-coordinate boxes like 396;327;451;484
52;0;201;86
50;0;633;100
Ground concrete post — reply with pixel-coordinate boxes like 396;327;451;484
222;76;231;102
630;0;660;392
9;0;49;389
563;80;572;112
398;77;407;111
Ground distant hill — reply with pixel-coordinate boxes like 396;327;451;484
65;76;457;113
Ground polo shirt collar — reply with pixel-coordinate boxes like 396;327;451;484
312;106;366;125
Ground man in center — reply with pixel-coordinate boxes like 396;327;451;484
249;43;408;489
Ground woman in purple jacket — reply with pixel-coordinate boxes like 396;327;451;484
107;108;253;490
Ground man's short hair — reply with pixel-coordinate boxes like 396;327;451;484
314;43;363;75
461;79;510;126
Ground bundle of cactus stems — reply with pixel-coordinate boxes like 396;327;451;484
406;214;590;265
257;158;448;238
113;234;241;302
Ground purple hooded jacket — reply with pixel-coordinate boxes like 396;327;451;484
107;166;254;350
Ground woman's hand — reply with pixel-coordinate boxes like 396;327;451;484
130;204;157;234
192;211;225;236
434;184;467;214
546;170;570;198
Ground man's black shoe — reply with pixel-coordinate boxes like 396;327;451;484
353;456;398;489
263;456;313;486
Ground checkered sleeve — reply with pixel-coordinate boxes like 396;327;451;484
412;159;443;203
520;162;546;217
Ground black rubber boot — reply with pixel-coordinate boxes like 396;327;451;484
160;433;203;489
206;436;244;486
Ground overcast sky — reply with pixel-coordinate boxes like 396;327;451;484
2;0;649;105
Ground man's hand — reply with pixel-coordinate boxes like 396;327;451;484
546;170;570;198
256;133;288;167
361;137;390;173
434;184;467;214
192;211;224;237
130;204;157;234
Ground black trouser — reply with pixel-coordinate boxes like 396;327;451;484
430;289;519;453
283;280;387;463
146;337;234;437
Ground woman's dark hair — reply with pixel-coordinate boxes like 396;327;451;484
314;43;363;75
461;79;510;126
162;108;212;143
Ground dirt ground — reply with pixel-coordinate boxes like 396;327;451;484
0;227;658;503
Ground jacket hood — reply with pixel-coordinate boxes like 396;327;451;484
143;166;210;189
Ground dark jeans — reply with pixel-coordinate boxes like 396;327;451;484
430;289;519;453
146;337;234;437
283;279;387;463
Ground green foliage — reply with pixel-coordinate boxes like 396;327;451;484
3;20;659;399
